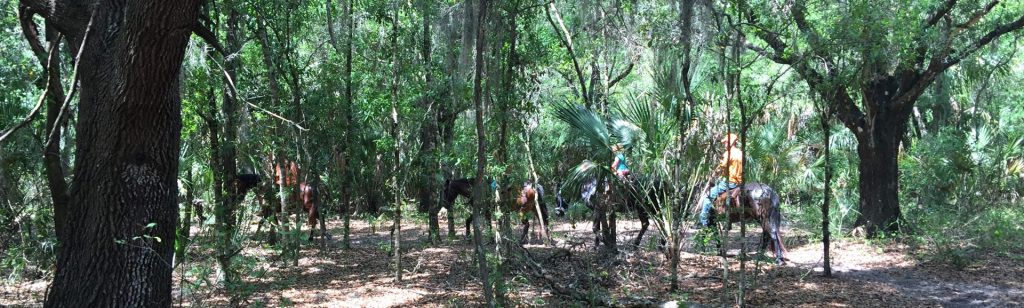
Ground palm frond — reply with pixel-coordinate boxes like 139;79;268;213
610;119;643;150
614;93;679;168
561;160;610;200
553;102;612;154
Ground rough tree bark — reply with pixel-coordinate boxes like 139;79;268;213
212;1;247;296
416;0;440;246
668;0;695;292
820;99;833;278
23;0;203;306
389;1;403;282
471;0;494;305
325;0;351;249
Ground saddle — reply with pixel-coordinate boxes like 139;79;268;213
716;187;746;208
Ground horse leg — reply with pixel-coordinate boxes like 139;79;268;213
268;214;279;246
256;215;266;235
312;204;329;245
759;229;769;253
447;200;457;238
767;209;786;264
539;200;551;243
447;207;456;238
520;217;530;246
592;204;603;249
770;226;785;264
319;207;330;241
633;210;648;247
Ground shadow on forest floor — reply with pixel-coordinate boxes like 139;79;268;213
3;214;1022;307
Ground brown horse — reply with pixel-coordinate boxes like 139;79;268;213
712;183;787;264
257;160;328;244
502;182;550;245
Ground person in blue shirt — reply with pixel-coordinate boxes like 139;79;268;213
611;144;631;179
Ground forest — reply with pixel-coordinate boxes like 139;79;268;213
1;0;1023;306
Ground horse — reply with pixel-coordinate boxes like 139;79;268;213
256;160;329;244
440;177;480;237
709;183;787;264
557;175;662;248
501;182;551;245
441;178;549;241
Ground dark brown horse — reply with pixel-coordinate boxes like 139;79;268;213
712;183;786;264
441;178;549;242
440;177;482;237
569;176;658;249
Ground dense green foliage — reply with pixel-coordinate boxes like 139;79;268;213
1;0;1022;304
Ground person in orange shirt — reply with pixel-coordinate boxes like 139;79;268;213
699;133;743;227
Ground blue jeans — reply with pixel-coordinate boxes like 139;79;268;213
700;180;738;227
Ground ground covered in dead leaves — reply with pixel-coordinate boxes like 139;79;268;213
3;216;1022;307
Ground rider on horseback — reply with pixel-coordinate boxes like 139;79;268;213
699;133;744;227
611;144;631;180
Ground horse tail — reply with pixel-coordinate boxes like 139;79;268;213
768;186;787;258
535;183;548;220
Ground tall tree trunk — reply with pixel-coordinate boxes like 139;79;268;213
214;2;245;297
852;106;907;235
175;168;196;265
42;1;202;306
732;15;747;306
669;0;695;292
417;0;439;245
821;107;833;277
471;0;494;305
204;85;230;287
436;10;461;239
390;2;403;282
342;0;356;248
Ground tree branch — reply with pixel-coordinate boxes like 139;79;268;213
792;0;836;69
944;13;1024;69
607;55;636;89
743;1;864;136
925;0;958;28
545;1;590;105
742;66;791;132
955;0;998;32
45;9;96;151
192;22;226;56
743;11;793;64
892;13;1024;109
18;5;49;68
745;43;791;65
0;36;60;144
18;0;49;16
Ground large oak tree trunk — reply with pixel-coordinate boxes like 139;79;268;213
44;1;202;306
853;109;907;235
